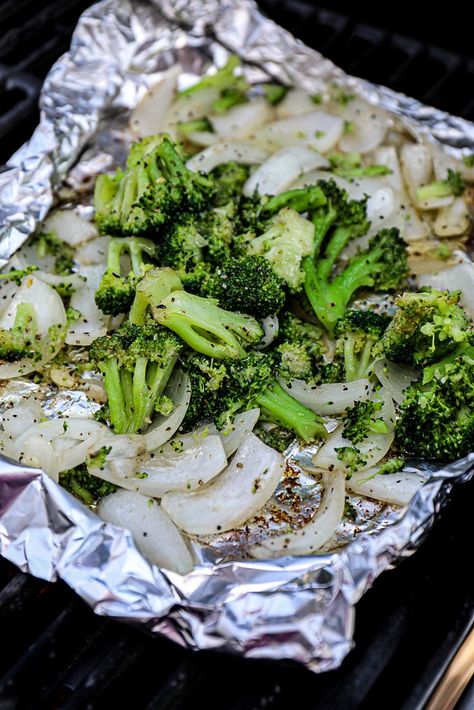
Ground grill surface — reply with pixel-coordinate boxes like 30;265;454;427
1;1;474;708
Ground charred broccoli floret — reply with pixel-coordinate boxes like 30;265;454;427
94;237;156;316
334;309;391;381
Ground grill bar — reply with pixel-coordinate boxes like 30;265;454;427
1;1;474;708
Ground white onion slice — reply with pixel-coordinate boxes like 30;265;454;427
0;275;67;379
66;264;108;346
75;236;110;266
418;259;474;318
130;65;181;138
186;141;270;173
399;142;452;211
251;471;345;558
339;99;390;153
144;371;191;452
43;210;98;246
256;315;279;350
192;408;261;458
243;146;329;196
98;490;193;574
162;433;284;535
275;89;317;118
347;468;425;506
280;378;374;415
372;359;418;404
211;98;273;139
1;397;43;438
433;197;470;237
251;111;344;153
372;145;403;192
161;85;221;139
181;130;217;147
313;393;396;474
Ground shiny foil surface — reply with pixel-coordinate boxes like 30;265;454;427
1;0;474;672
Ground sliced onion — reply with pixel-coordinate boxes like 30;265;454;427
181;130;218;147
161;86;221;139
89;433;146;480
243;146;329;196
433;197;470;237
43;210;98;246
34;271;85;291
251;111;344;153
251;471;345;558
162;433;284;535
186;140;271;173
192;408;261;458
256;315;279;350
372;145;403;192
339;99;390;153
419;259;474;318
66;265;108;346
0;276;67;379
372;359;417;404
275;89;317;119
399;142;452;211
144;371;191;452
211;98;273;139
347;468;426;506
75;236;110;266
1;397;43;438
130;65;181;138
98;490;194;574
312;393;396;474
280;378;374;415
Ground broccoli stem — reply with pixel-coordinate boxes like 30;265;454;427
100;359;128;433
416;180;453;202
257;381;327;442
262;184;326;217
130;354;178;433
179;55;242;97
129;268;183;325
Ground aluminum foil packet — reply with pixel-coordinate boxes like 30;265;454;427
1;0;474;672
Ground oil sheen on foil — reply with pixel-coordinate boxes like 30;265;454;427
0;0;474;673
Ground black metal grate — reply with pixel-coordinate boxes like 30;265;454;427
1;1;474;708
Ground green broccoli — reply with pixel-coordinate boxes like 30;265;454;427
342;400;389;444
94;135;215;236
275;312;325;381
416;169;466;203
197;255;286;318
334;309;391;381
210;162;251;207
0;302;41;363
94;237;156;316
254;424;294;452
237;183;327;232
178;117;214;135
89;321;183;434
180;352;229;430
242;207;315;292
31;232;75;275
335;445;368;474
179;55;249;114
396;346;474;460
328;152;392;179
381;288;472;367
156;217;207;272
59;462;116;506
261;83;288;106
197;206;234;263
0;265;39;285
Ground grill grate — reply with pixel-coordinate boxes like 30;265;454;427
1;1;474;708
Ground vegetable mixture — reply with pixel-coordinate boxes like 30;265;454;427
1;57;473;574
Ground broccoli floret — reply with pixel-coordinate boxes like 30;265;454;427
0;302;41;363
128;267;183;325
59;462;116;506
334;309;391;381
396;347;474;460
180;352;229;430
328;152;392;179
157;217;207;272
94;237;156;316
210;162;251;207
275;312;325;381
217;352;327;442
237;184;327;233
180;55;249;114
381;289;471;367
94;135;215;236
342;400;389;444
89;321;183;434
243;208;315;292
416;169;466;203
254;424;294;452
0;265;39;285
378;457;405;475
305;211;408;332
155;290;263;360
31;232;75;275
198;206;234;263
198;255;286;318
261;83;288;106
335;445;368;474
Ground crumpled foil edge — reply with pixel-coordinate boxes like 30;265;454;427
1;0;474;672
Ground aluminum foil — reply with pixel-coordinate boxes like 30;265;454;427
1;0;474;672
